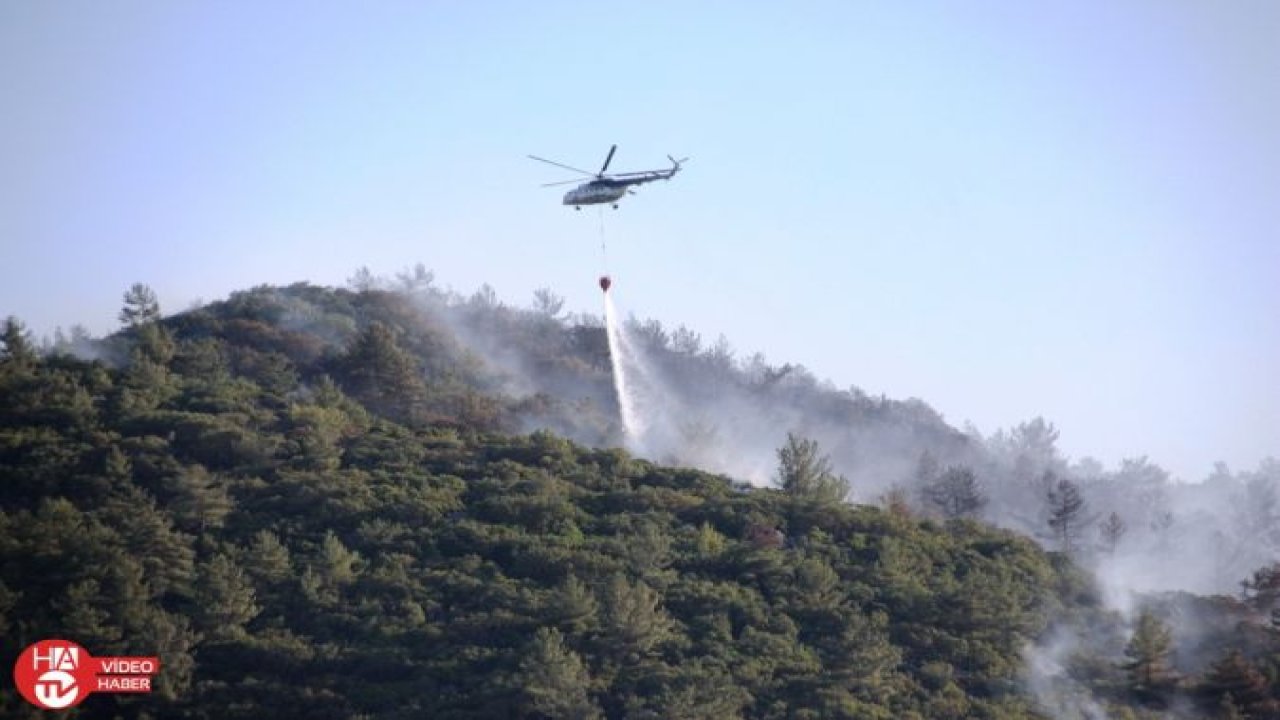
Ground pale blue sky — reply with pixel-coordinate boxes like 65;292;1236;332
2;1;1276;481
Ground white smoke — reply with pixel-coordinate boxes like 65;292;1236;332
1022;631;1111;720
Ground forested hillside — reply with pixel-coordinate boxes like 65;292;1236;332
2;278;1278;718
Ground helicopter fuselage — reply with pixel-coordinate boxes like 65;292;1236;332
563;180;628;206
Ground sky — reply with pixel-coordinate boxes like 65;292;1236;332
1;1;1276;482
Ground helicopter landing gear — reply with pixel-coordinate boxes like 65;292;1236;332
574;206;581;211
612;203;619;209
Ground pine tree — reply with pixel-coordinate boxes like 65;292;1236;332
793;557;842;611
97;484;196;599
115;350;178;413
1046;475;1091;554
1099;511;1127;555
1199;649;1277;718
131;607;198;700
695;521;727;558
623;518;672;578
194;552;260;640
0;316;36;368
119;283;161;327
339;322;425;421
318;531;361;588
115;283;177;366
241;530;293;587
914;449;940;483
1122;608;1176;703
285;403;347;471
134;321;177;365
621;659;750;719
103;445;133;482
517;627;601;719
776;432;850;504
395;262;435;295
550;575;598;636
57;579;123;650
922;465;987;521
532;287;566;318
347;266;378;292
600;574;674;659
168;464;233;534
1241;563;1280;614
879;486;913;520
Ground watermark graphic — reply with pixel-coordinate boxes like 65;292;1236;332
12;639;161;710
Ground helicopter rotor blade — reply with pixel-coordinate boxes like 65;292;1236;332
541;178;586;187
599;144;617;175
527;155;596;177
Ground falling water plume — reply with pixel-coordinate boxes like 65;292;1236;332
604;291;642;449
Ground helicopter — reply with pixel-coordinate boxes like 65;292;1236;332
528;145;686;209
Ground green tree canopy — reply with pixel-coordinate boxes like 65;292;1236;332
119;282;161;327
516;627;601;719
775;432;850;504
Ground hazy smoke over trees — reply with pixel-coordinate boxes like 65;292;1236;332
236;271;1278;606
39;271;1280;607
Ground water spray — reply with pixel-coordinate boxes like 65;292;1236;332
604;291;640;447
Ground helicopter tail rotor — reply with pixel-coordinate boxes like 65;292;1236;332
666;155;688;178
